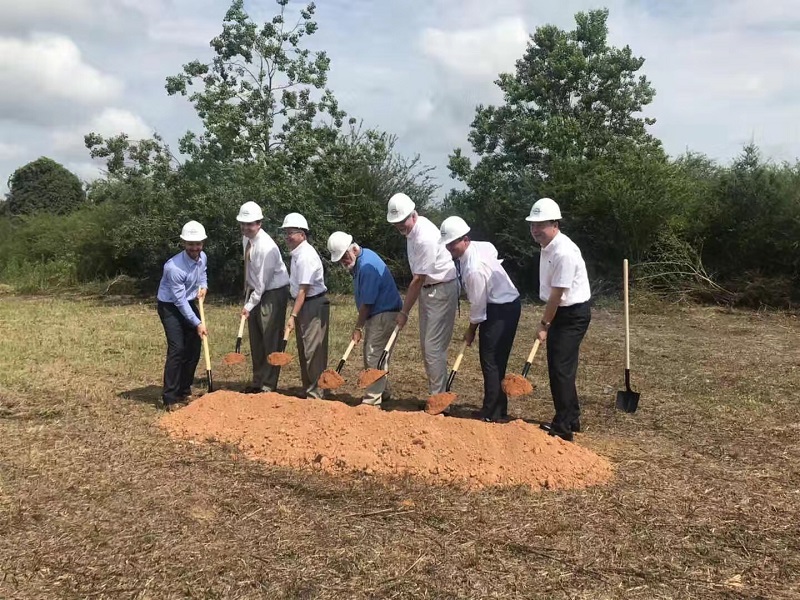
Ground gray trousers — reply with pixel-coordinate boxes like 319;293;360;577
248;285;289;392
362;311;399;405
418;278;458;395
295;294;330;399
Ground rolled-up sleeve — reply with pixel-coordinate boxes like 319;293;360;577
465;269;489;324
244;247;267;313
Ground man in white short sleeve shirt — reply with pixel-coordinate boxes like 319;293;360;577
527;197;591;442
387;192;458;396
281;212;329;400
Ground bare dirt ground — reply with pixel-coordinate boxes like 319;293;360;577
1;294;799;599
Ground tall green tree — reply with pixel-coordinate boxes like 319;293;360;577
165;0;346;169
447;9;664;288
5;157;86;216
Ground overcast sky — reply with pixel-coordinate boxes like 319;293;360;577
1;0;798;196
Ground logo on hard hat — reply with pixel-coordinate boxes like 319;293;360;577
532;207;541;215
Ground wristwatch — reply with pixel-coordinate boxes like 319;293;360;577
540;319;550;328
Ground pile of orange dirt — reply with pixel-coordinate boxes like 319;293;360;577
358;368;386;388
222;352;246;366
160;391;613;491
501;374;533;397
425;392;456;415
267;352;292;367
318;369;345;390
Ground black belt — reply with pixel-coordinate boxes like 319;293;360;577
306;291;327;301
422;279;456;289
556;300;591;312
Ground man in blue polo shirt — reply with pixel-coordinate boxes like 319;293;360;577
156;221;209;411
327;231;403;407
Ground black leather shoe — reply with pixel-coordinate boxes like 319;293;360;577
539;422;552;432
571;419;581;433
548;426;574;442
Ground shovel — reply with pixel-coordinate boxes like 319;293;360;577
222;315;247;366
268;328;293;367
197;295;214;392
358;325;400;388
318;339;356;390
616;258;640;413
425;340;468;415
501;339;540;398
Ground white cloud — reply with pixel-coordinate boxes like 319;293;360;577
0;34;123;126
53;108;153;154
419;17;529;78
0;143;26;161
148;18;219;47
0;0;164;35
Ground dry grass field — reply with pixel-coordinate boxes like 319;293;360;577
1;292;798;599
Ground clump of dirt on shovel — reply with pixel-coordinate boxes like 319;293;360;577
267;352;293;367
358;368;386;388
318;369;345;390
501;374;533;398
222;352;246;366
425;392;456;415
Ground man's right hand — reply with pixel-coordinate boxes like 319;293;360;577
351;328;363;344
395;311;408;330
197;323;208;338
241;308;250;318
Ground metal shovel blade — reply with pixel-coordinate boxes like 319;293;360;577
616;369;639;413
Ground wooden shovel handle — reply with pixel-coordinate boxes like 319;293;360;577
198;296;212;371
526;339;541;365
623;258;631;370
383;325;400;353
341;339;356;362
237;314;246;338
452;340;468;373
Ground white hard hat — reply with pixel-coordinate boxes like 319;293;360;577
386;192;415;223
281;212;309;231
526;197;562;222
440;216;470;246
327;231;354;262
180;220;207;242
236;201;264;223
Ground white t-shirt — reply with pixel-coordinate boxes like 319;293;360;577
406;215;456;285
289;240;327;299
459;241;519;324
539;232;591;306
243;229;290;312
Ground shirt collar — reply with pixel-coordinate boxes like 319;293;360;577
541;231;563;254
291;239;309;257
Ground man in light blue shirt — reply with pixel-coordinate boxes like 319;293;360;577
328;232;403;406
156;221;209;410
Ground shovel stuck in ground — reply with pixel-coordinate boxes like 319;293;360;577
318;339;356;390
501;339;540;398
358;326;400;388
425;340;468;415
268;329;293;367
616;259;640;413
222;315;247;366
197;296;214;392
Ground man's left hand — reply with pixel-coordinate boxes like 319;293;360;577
536;323;548;343
197;287;207;300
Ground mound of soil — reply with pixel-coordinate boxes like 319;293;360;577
425;392;456;415
358;368;386;388
267;352;292;367
501;374;533;397
222;352;246;366
318;369;345;390
160;391;613;491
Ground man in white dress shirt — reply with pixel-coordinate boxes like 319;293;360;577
441;216;521;422
387;193;458;396
281;212;329;400
527;197;592;442
237;201;290;393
